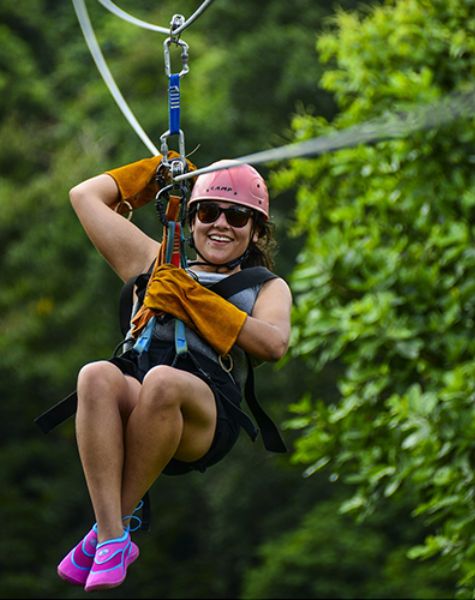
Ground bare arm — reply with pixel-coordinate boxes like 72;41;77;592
236;277;292;362
70;174;160;282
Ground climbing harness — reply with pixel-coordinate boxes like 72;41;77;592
35;266;287;456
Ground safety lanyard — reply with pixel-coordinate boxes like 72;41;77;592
160;15;189;164
133;15;191;358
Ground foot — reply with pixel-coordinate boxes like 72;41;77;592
57;525;98;586
84;530;139;592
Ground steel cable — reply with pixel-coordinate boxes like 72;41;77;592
72;0;160;155
73;1;475;179
174;87;475;181
96;0;169;33
96;0;216;35
173;0;216;35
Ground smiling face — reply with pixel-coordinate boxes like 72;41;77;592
190;200;259;271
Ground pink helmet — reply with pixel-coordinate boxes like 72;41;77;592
188;160;269;219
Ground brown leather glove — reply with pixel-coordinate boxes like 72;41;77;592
131;264;248;356
105;151;197;210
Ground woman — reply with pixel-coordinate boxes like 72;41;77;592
56;155;292;592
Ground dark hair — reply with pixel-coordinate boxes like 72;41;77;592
187;205;277;270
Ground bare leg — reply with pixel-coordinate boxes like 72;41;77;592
76;362;217;541
120;365;217;517
75;361;141;542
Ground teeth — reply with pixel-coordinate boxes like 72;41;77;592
210;235;231;242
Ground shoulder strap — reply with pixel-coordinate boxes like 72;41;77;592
210;267;286;454
209;266;277;299
244;355;287;453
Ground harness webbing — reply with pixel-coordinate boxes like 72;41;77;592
161;194;186;267
132;184;189;357
168;74;181;136
35;267;286;454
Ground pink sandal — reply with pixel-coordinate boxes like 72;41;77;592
84;529;139;592
57;525;98;586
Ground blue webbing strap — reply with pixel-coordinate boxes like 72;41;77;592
168;73;181;135
132;315;156;355
174;319;188;355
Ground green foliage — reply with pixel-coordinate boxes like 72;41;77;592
242;496;455;599
0;1;365;599
2;0;453;598
276;0;475;594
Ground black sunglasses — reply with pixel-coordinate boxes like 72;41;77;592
196;202;253;228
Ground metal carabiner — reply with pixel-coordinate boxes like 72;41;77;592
163;37;189;78
160;129;186;164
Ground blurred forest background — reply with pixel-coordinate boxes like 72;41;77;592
1;0;475;598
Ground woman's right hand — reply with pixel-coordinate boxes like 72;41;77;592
105;151;197;210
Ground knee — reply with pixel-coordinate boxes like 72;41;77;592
141;365;181;412
77;361;123;404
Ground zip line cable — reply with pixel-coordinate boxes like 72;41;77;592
96;0;168;33
72;0;160;155
73;0;215;155
73;1;475;183
174;86;475;181
96;0;216;35
172;0;216;35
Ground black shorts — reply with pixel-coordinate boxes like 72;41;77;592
109;341;243;476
